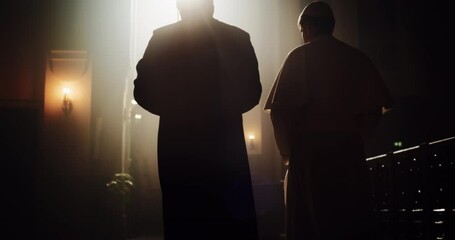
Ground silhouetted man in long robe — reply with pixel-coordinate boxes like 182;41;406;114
133;1;261;239
265;1;393;239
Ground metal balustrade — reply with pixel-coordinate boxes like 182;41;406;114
366;136;455;240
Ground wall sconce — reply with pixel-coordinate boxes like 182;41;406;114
49;50;89;81
62;88;73;115
48;50;88;116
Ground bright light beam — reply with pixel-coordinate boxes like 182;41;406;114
134;0;179;63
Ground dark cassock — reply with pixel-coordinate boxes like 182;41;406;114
265;35;393;240
134;17;261;240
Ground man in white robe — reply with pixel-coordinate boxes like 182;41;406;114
265;1;393;239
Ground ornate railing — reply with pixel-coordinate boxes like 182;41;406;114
366;136;455;239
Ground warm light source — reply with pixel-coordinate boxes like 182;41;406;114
248;134;255;149
248;134;255;140
62;87;73;115
47;50;88;116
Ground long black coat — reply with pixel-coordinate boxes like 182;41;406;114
134;18;261;240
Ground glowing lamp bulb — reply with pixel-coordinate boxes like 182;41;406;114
63;87;71;96
62;87;73;115
248;134;255;140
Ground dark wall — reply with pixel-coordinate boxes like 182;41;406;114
1;1;46;237
1;108;41;237
0;1;118;238
358;0;454;156
1;2;46;102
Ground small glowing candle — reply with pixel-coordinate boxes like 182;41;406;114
63;87;71;99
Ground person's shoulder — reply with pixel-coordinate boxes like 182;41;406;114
286;44;307;60
212;19;250;37
152;22;182;36
332;37;370;59
291;44;307;53
330;37;380;71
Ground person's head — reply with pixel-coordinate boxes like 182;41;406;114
177;0;214;21
298;1;335;43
